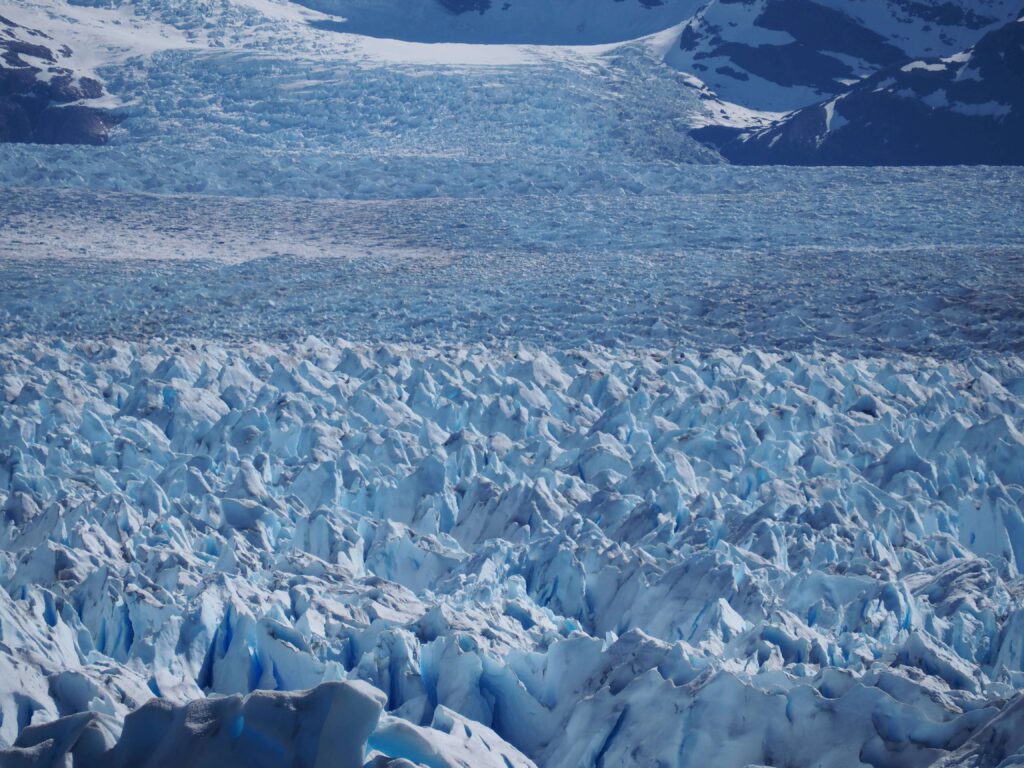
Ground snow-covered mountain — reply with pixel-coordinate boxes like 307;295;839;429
294;0;705;45
665;0;1022;111
0;15;116;144
1;0;1021;164
700;12;1024;165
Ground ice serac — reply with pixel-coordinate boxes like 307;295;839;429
931;693;1024;768
1;337;1023;766
0;679;532;767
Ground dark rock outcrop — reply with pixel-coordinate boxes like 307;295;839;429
667;0;1021;111
695;14;1024;165
0;15;118;145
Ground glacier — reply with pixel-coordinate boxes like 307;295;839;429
1;331;1023;766
1;0;1024;764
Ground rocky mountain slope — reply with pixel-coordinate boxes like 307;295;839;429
699;12;1024;165
665;0;1022;111
0;14;117;144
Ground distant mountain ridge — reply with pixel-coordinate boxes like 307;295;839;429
695;11;1024;164
295;0;706;45
665;0;1022;110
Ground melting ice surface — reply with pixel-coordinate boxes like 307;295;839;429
1;0;1024;765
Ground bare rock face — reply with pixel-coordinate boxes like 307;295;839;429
667;0;1021;111
0;15;118;145
695;13;1024;166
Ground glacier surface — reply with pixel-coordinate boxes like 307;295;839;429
1;0;1024;764
1;329;1023;766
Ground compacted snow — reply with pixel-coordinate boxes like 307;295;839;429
1;0;1023;765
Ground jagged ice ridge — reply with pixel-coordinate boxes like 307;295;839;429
1;336;1023;766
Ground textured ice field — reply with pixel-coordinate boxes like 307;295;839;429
0;38;719;199
3;333;1024;767
2;171;1023;356
2;171;1024;766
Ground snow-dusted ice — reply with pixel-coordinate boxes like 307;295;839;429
1;0;1023;765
